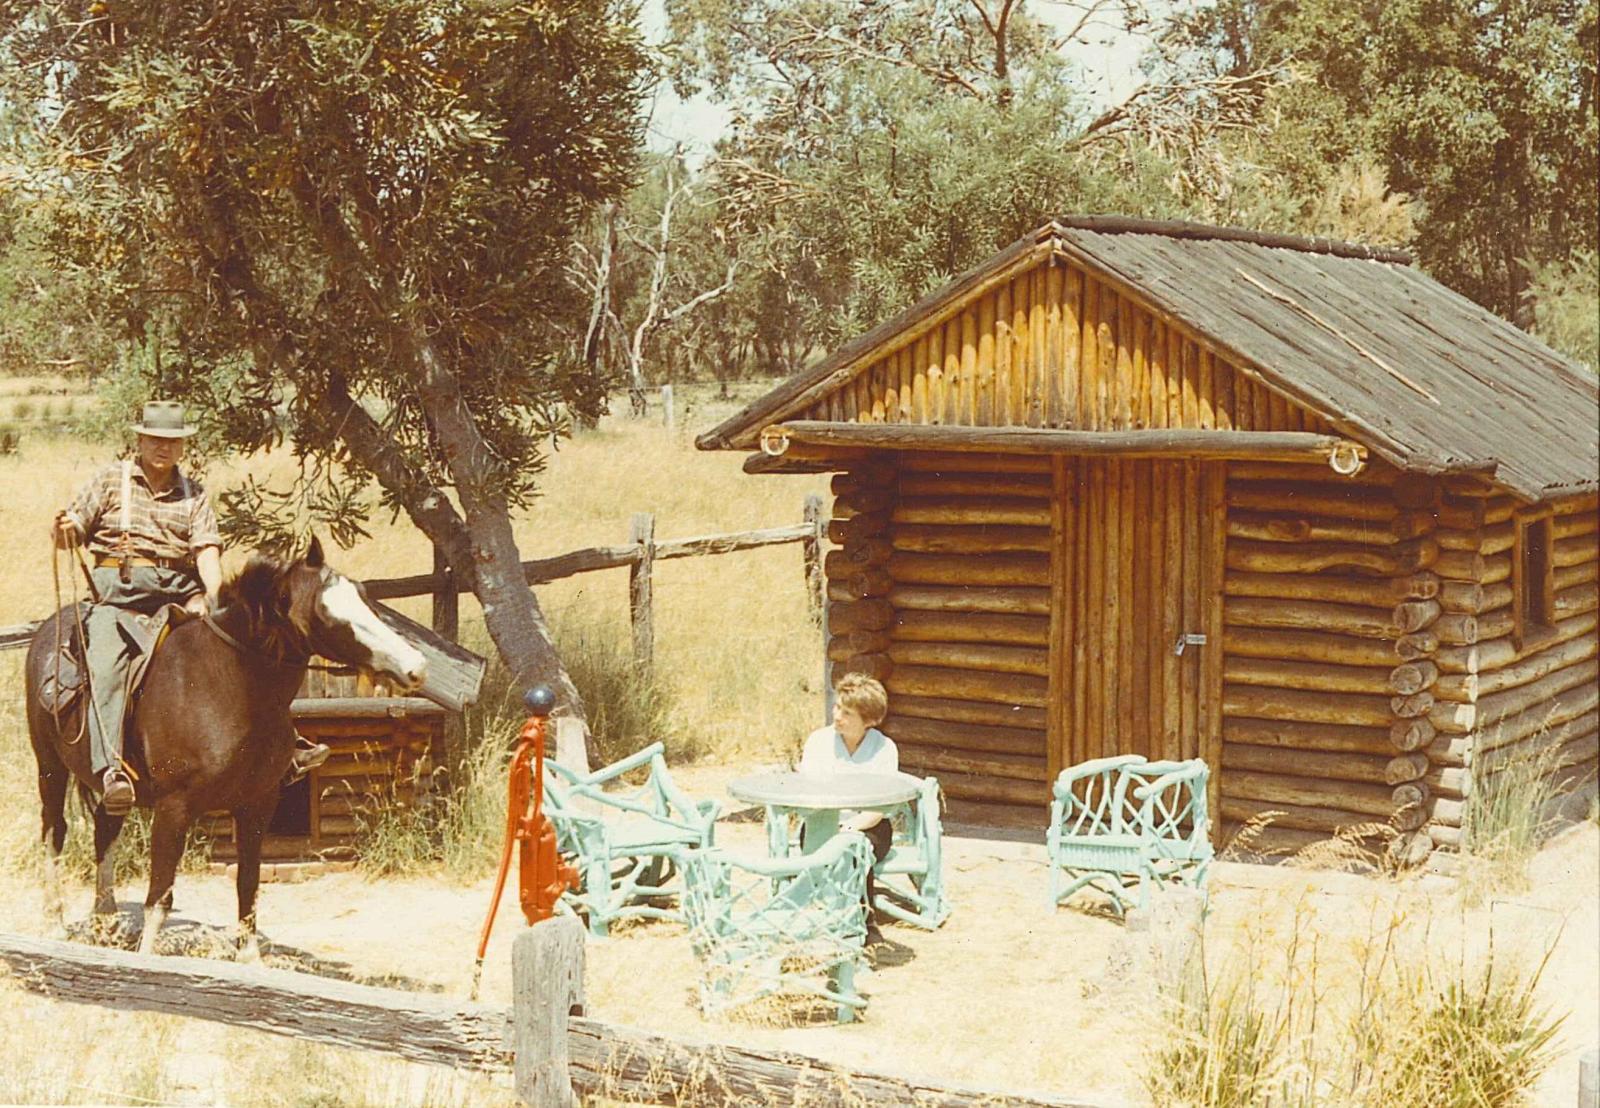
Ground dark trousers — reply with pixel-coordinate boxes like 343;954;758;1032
84;565;201;776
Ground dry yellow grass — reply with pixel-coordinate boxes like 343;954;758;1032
0;384;827;760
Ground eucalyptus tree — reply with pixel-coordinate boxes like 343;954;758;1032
1159;0;1599;325
660;0;1272;372
0;1;650;755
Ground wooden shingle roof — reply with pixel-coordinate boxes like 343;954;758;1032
699;217;1599;501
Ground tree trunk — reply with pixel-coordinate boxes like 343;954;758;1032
414;345;597;770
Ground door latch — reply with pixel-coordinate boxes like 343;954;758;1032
1173;633;1207;656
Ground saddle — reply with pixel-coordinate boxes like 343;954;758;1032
39;602;196;721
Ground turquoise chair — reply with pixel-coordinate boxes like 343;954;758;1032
544;741;720;937
681;832;873;1024
871;777;950;930
1047;755;1212;917
761;775;951;930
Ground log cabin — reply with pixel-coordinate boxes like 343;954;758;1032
199;604;486;864
697;216;1600;866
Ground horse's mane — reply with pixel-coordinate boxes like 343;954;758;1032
217;553;317;658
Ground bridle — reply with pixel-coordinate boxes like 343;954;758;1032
200;608;359;676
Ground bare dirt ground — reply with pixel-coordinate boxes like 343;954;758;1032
2;760;1596;1107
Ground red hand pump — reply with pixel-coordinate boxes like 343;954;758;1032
470;685;578;998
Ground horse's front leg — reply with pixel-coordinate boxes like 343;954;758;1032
92;806;127;919
233;804;274;963
138;797;190;955
35;761;70;938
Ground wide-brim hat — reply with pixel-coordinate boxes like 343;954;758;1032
130;400;198;439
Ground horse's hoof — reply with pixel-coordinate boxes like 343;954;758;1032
237;938;261;964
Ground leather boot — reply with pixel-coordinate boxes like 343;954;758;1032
284;735;331;784
102;767;135;817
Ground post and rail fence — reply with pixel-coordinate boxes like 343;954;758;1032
0;495;829;661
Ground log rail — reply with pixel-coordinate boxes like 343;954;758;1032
0;931;1109;1108
0;504;831;669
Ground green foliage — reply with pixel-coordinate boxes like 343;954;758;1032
1526;251;1600;373
1161;0;1599;323
659;0;1198;380
0;0;649;537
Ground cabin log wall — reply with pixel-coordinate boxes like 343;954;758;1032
804;254;1596;855
828;455;1054;829
1423;485;1600;858
1218;460;1450;860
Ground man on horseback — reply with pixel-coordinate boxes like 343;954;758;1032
52;401;327;815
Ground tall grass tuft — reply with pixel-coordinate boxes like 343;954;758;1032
1351;936;1565;1106
1145;898;1565;1108
552;615;685;766
1462;729;1566;894
1146;963;1307;1108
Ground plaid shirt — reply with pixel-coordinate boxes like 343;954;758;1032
65;459;223;562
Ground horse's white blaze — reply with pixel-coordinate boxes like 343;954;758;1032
320;576;427;688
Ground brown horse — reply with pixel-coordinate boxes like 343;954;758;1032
26;537;426;957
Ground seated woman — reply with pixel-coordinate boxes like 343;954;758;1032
798;673;898;935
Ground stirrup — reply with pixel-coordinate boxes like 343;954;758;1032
101;768;135;817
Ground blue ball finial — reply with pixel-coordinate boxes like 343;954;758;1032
523;685;556;717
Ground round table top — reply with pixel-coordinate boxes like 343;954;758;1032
727;770;921;811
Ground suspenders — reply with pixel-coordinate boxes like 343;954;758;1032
111;459;193;582
117;459;134;583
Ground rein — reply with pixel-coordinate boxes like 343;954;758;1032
49;527;95;745
200;611;358;676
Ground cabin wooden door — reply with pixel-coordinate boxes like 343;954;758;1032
1047;457;1226;790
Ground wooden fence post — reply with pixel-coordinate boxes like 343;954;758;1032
802;493;824;619
512;915;586;1107
431;543;459;642
661;384;674;432
1581;1048;1598;1108
629;513;655;671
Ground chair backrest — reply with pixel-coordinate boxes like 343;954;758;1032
1053;754;1149;837
1127;759;1210;854
682;833;873;949
910;776;942;872
543;740;712;838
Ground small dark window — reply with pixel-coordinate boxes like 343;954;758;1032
1513;510;1556;649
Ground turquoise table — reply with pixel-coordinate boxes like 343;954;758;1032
729;770;921;857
